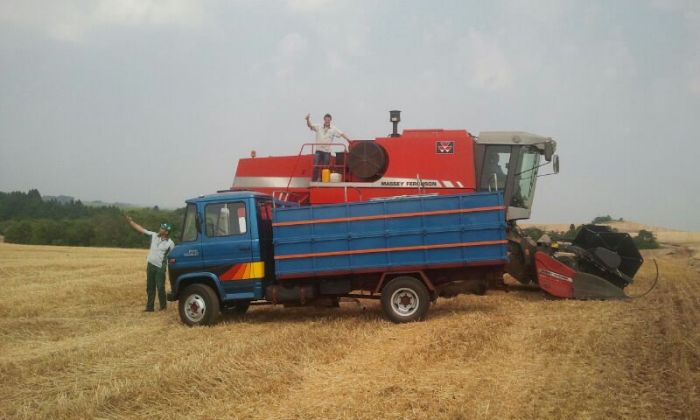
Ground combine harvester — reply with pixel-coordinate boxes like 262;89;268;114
165;111;648;326
230;111;643;301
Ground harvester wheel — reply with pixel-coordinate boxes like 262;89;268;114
179;284;221;327
381;276;430;323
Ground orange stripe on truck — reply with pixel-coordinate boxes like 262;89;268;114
274;240;508;261
271;206;505;227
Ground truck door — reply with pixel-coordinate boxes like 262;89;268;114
201;200;255;299
168;203;203;281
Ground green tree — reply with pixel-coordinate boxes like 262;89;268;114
522;227;544;241
633;229;659;249
0;189;182;247
591;215;613;224
4;221;33;244
65;220;95;246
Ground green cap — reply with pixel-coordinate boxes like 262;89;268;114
160;223;173;232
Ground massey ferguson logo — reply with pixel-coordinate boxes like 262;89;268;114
436;141;454;154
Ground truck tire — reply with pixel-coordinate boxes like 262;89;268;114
178;284;221;326
381;276;430;323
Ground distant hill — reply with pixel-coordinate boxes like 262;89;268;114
41;194;154;210
522;220;700;246
0;189;182;248
42;195;74;204
82;200;141;209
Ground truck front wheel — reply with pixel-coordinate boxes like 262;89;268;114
381;276;430;323
179;284;221;326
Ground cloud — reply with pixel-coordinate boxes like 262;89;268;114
286;0;334;13
649;0;699;12
273;32;309;79
461;29;512;91
0;0;204;42
688;58;700;94
648;1;700;94
503;0;575;23
599;39;637;80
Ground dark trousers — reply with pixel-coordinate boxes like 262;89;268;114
312;150;330;181
146;262;167;310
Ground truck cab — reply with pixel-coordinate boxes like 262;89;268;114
167;191;280;324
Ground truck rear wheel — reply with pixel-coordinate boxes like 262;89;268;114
179;284;221;326
381;276;430;323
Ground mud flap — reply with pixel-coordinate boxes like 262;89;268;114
535;252;627;300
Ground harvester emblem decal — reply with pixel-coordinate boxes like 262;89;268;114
436;141;454;154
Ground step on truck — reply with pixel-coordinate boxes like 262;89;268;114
167;190;509;325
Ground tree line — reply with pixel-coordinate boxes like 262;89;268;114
0;190;661;250
0;190;183;248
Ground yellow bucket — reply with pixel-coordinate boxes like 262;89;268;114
321;168;331;183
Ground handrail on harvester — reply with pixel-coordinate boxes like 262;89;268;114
285;142;349;193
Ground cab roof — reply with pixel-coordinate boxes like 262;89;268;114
186;191;270;204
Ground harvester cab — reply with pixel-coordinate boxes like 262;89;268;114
474;131;558;221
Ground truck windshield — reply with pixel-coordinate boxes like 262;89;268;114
510;146;540;209
181;203;198;242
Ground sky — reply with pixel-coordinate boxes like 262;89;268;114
0;0;698;230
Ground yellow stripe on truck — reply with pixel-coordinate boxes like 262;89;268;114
248;261;265;279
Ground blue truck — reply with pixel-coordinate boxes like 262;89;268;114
167;191;508;325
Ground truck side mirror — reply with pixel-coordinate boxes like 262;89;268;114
552;154;559;174
544;142;554;162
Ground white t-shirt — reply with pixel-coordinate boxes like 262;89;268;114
144;230;175;268
311;124;344;152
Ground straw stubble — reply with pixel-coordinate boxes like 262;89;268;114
0;243;697;419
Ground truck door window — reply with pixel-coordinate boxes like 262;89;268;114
181;203;198;242
480;146;511;191
205;202;247;237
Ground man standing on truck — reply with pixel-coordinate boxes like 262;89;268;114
305;113;351;181
126;216;175;312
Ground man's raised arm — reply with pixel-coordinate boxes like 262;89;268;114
126;215;147;235
305;113;316;131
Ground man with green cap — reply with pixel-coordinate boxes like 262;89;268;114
126;216;175;312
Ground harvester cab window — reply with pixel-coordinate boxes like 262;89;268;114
181;203;198;242
480;146;511;191
510;147;540;209
205;202;247;237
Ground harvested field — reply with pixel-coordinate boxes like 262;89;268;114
0;242;698;419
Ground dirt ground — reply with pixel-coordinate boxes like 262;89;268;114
0;241;698;419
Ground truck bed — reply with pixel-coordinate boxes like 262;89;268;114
272;192;508;279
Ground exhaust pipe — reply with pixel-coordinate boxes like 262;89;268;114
389;110;401;137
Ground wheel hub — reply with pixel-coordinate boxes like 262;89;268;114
391;287;419;316
184;294;206;323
